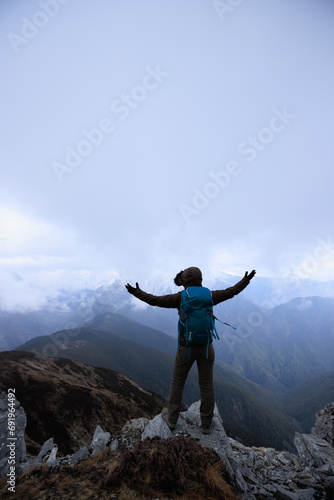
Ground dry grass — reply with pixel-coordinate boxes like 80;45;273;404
106;436;239;499
0;438;239;500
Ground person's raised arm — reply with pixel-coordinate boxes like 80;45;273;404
211;270;256;305
125;282;181;309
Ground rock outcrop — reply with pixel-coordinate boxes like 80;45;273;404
1;394;334;499
139;401;334;499
141;400;247;494
312;402;334;447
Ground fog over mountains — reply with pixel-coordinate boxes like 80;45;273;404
1;273;334;351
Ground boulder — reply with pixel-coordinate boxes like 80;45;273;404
90;425;111;455
67;446;89;465
312;402;334;447
46;445;59;467
34;437;56;464
109;417;150;452
294;432;334;471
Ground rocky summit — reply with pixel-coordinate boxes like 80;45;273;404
141;402;334;499
1;393;334;499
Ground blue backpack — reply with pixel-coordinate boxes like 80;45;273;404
178;286;219;358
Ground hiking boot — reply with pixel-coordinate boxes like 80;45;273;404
201;424;212;435
161;407;176;430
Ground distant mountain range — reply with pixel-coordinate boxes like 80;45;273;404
2;273;334;350
214;296;334;392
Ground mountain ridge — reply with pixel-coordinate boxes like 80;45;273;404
0;350;166;456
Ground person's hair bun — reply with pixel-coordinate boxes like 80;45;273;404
174;270;184;286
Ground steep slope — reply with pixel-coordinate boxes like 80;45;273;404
15;324;176;400
261;297;334;387
284;370;334;433
0;351;166;456
213;362;296;450
85;312;176;354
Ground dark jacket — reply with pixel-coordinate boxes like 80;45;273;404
131;267;251;345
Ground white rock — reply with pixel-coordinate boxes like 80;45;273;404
90;425;111;455
121;417;149;434
47;445;59;466
68;446;89;465
141;413;173;440
35;438;55;463
110;439;119;452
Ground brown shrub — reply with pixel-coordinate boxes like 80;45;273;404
105;436;238;499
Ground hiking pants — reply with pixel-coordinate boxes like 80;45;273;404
167;343;215;427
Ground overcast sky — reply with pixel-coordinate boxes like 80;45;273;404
1;0;334;310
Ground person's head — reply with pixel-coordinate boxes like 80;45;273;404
174;267;202;288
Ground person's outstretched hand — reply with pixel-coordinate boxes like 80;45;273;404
244;270;256;281
125;282;140;294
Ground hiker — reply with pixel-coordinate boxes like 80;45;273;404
125;266;255;434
